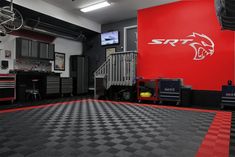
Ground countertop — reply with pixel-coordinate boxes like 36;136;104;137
10;70;61;76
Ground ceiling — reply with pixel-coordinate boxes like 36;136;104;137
0;0;99;41
0;0;178;40
42;0;178;24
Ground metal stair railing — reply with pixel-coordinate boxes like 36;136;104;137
94;51;137;97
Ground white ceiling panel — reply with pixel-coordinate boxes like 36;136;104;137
42;0;178;24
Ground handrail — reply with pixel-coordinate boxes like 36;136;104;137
94;51;137;76
94;51;137;98
94;54;112;75
110;51;137;55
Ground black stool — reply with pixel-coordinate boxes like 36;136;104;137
25;79;41;101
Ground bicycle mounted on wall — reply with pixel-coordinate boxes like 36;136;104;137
0;0;23;36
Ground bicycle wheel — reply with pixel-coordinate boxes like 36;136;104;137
5;27;13;34
2;6;23;31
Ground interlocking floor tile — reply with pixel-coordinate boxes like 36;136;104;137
0;99;232;157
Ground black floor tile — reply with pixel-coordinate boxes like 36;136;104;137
0;100;216;157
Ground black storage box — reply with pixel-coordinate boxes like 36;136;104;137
181;86;192;106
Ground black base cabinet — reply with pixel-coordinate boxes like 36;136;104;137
16;71;60;101
181;87;192;106
45;76;60;95
0;74;16;103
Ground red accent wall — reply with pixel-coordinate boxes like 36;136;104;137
137;0;235;91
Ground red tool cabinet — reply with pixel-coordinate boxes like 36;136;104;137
137;78;159;103
0;74;16;103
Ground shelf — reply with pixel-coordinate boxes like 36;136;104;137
138;97;157;101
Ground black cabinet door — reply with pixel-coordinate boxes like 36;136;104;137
48;44;55;60
20;38;30;57
46;76;60;94
31;40;38;58
39;42;48;59
39;42;54;60
16;38;54;60
16;38;38;59
70;56;88;95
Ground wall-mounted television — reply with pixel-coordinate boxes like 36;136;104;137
101;31;119;46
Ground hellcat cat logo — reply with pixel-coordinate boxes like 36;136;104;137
148;32;215;61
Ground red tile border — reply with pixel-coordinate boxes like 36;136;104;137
0;99;232;157
196;112;231;157
0;100;83;114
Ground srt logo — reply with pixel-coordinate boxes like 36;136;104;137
148;32;215;60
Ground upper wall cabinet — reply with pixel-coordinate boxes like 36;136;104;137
16;38;55;60
16;38;38;59
39;42;55;60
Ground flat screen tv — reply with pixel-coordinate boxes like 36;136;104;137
101;31;119;46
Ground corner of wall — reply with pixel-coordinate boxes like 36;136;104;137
52;37;83;77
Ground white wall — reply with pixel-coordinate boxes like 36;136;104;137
0;35;17;74
52;37;83;77
11;0;101;33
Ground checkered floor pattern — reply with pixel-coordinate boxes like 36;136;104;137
0;100;217;157
0;95;91;110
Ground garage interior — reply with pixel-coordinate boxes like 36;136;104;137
0;0;235;157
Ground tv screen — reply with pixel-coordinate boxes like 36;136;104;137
101;31;119;46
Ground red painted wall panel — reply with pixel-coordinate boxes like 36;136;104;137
137;0;234;91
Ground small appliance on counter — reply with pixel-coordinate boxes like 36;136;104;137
1;60;9;70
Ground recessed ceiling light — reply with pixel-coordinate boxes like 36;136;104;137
80;1;111;13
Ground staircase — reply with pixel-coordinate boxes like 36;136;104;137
94;51;137;98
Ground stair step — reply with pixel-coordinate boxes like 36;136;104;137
95;74;106;78
88;87;95;91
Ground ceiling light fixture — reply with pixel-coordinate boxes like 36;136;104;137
80;1;110;13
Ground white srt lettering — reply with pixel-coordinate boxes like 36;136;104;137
147;32;215;61
148;39;194;47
